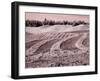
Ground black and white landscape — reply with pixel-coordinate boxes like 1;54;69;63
25;13;90;68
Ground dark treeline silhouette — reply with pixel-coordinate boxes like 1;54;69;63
26;18;89;27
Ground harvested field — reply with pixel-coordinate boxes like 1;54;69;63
25;25;89;68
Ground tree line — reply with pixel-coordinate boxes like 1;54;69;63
26;18;89;27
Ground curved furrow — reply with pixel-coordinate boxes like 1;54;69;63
75;33;89;53
50;33;61;39
58;33;66;39
82;33;89;47
60;33;89;55
26;38;60;56
60;35;81;50
25;40;42;49
50;34;79;56
60;32;67;39
26;39;52;56
33;39;60;55
26;32;61;56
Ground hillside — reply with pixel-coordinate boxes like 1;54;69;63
25;25;89;68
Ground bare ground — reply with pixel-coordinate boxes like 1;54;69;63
25;25;89;68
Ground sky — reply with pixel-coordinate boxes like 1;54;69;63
25;12;89;22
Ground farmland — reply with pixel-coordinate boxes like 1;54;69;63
25;25;89;68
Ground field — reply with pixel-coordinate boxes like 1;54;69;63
25;25;89;68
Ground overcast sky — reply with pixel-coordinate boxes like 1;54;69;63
25;12;89;22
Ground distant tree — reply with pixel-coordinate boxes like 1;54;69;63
25;19;89;27
63;21;68;25
43;18;49;25
25;20;30;27
72;21;80;26
49;20;55;25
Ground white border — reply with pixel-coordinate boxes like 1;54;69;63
19;5;95;76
